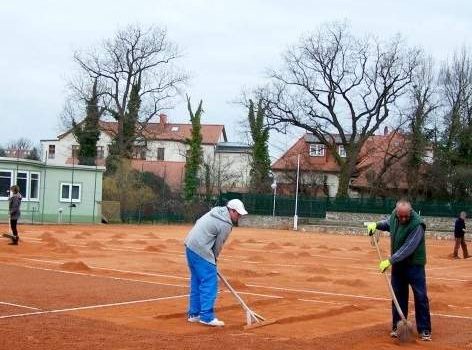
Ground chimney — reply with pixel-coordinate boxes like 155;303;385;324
159;113;168;126
383;126;389;136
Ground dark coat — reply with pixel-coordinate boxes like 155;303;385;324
454;218;466;238
8;194;22;220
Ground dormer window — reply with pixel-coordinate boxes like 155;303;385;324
309;144;325;157
338;145;347;158
171;126;179;132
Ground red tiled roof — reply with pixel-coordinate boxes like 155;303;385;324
350;133;410;190
272;132;412;190
272;135;341;173
131;160;186;192
59;120;226;145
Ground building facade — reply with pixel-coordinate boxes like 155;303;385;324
40;114;251;193
0;157;104;224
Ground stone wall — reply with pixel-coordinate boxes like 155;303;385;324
325;211;458;231
239;212;471;241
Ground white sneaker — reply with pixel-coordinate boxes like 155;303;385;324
199;318;225;327
187;315;200;323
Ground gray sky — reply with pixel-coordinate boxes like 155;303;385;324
1;0;471;159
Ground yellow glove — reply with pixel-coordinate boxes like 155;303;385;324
379;259;391;273
366;222;377;236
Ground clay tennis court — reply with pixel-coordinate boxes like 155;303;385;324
0;224;471;349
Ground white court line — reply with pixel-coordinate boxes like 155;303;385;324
431;313;472;321
0;294;189;320
25;236;247;261
2;263;187;289
22;258;190;281
237;291;283;299
246;284;391;302
298;298;356;307
366;271;471;283
0;301;41;311
1;262;472;322
25;236;465;277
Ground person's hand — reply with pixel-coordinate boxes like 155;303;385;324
366;222;377;236
379;259;391;273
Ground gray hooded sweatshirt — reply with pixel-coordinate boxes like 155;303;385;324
184;206;233;265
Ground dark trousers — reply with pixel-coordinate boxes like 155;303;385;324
10;219;18;238
453;236;469;258
391;264;431;333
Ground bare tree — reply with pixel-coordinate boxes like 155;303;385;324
405;56;438;198
202;153;245;199
258;22;421;197
437;48;472;199
5;138;35;158
73;24;188;159
357;127;409;197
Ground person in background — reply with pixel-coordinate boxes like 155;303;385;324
367;199;432;341
8;185;22;245
184;199;248;327
453;211;469;259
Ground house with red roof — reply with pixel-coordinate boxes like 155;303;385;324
40;114;251;193
272;130;426;198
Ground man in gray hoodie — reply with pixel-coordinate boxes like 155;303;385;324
184;199;248;327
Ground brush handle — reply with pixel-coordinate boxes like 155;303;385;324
217;271;251;312
372;232;407;322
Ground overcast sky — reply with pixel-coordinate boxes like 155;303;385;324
1;0;471;159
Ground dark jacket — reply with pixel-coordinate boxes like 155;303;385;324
454;218;466;238
8;193;22;220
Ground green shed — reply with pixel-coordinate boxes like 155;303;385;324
0;157;104;224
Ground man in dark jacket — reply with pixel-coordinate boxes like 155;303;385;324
8;185;22;245
367;199;432;341
453;211;469;259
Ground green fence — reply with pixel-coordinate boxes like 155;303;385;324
121;211;186;224
219;193;326;218
220;193;472;219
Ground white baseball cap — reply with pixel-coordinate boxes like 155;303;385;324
226;199;248;215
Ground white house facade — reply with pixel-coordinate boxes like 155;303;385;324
40;114;251;193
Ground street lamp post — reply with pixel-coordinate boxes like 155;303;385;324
271;180;277;217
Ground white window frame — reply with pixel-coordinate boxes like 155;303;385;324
48;144;56;159
0;170;13;200
338;145;347;158
29;172;40;202
16;171;30;201
309;144;325;157
157;147;165;161
96;146;105;159
60;183;82;203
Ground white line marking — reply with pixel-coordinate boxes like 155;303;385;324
22;258;190;281
366;271;471;283
0;294;189;320
246;284;390;302
431;313;472;320
237;291;283;299
24;237;469;278
298;298;356;307
2;263;187;288
0;301;41;311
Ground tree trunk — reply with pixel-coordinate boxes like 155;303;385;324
336;149;359;198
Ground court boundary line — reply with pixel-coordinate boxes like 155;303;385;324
22;258;190;281
0;294;189;320
0;301;42;311
2;263;187;288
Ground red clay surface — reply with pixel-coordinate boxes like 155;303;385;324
0;224;471;349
